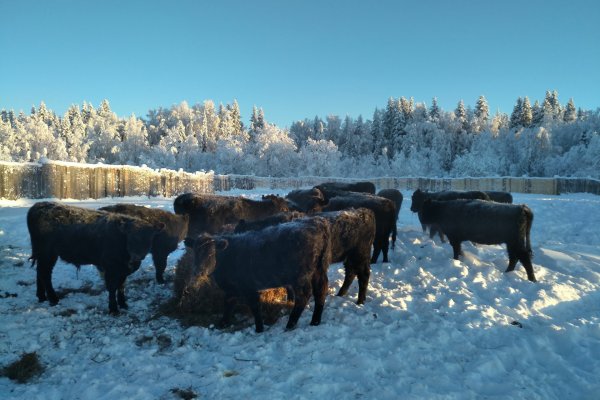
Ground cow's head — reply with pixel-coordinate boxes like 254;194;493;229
190;234;228;277
119;219;165;268
410;189;426;213
285;188;326;213
262;194;290;212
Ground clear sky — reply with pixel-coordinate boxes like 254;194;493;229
1;0;599;127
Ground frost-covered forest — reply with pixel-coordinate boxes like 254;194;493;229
1;91;599;178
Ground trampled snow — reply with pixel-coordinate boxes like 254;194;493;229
1;190;599;399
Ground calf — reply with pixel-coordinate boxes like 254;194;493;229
173;193;289;237
189;217;332;333
376;189;403;249
315;181;376;202
420;199;536;282
410;189;490;241
99;204;189;283
323;192;395;264
235;209;377;304
285;188;326;213
27;202;164;314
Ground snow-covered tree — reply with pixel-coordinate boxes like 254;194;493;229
563;98;577;122
521;97;533;128
474;95;489;124
299;138;341;176
510;97;523;129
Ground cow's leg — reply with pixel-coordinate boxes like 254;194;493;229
285;285;295;302
391;224;397;249
36;264;47;303
370;239;382;264
220;296;237;328
310;271;329;326
337;262;356;298
152;250;168;284
104;273;120;315
356;263;371;305
517;248;537;282
117;276;128;310
382;236;390;263
505;244;519;273
245;291;264;333
286;283;311;330
37;254;59;305
450;239;462;260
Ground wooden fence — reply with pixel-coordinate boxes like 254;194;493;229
1;161;599;200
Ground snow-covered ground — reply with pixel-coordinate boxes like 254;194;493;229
1;190;599;399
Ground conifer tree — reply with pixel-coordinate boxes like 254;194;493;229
455;100;468;131
521;97;533;127
531;100;543;126
509;97;523;129
474;95;489;123
563;98;577;122
429;97;440;122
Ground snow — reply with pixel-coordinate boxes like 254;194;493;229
1;190;600;399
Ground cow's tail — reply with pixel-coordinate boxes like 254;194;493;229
317;220;333;273
523;205;534;257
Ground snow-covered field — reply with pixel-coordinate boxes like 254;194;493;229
1;189;600;399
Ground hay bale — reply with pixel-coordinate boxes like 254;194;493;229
171;248;292;330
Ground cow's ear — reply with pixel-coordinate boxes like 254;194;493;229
154;222;166;232
215;238;228;250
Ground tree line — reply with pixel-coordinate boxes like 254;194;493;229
1;91;598;178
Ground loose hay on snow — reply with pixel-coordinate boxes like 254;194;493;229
170;247;293;330
1;352;44;383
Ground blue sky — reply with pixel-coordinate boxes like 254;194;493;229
1;0;598;127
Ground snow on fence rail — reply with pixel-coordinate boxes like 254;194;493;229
0;161;213;200
1;161;599;200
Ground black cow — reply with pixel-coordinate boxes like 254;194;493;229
234;211;305;233
484;191;513;204
285;188;326;213
189;216;332;333
99;204;189;283
235;209;377;304
322;192;395;264
410;189;491;241
376;189;403;249
420;199;536;282
27;202;164;314
315;181;376;202
173;193;289;237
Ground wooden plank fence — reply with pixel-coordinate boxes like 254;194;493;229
1;161;599;200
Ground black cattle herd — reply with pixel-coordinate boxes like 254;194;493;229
25;182;536;332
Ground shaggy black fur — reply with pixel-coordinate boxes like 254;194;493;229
27;202;164;314
173;193;289;237
285;188;326;213
484;191;513;204
234;211;305;233
314;181;376;202
420;199;536;282
410;189;491;241
99;204;189;283
189;217;332;333
322;192;395;264
376;189;403;249
235;209;377;304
